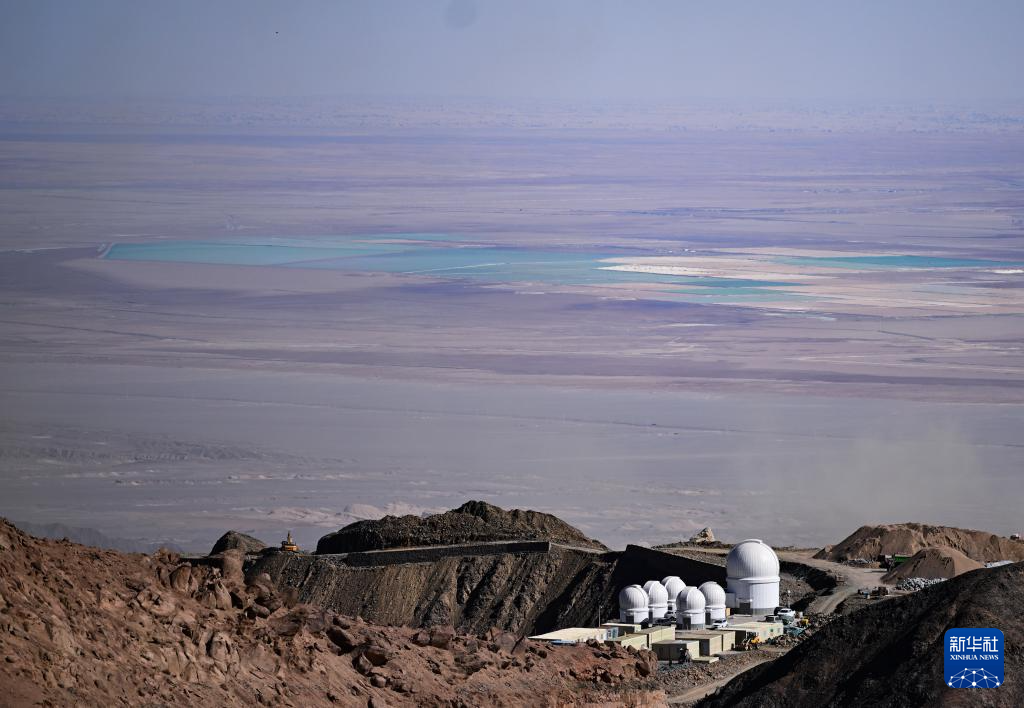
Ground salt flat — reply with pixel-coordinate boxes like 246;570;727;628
0;102;1021;550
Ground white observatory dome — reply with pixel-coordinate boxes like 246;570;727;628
662;576;686;610
643;580;669;619
643;580;668;605
698;581;726;607
726;539;780;580
725;539;781;616
682;586;706;612
699;581;727;621
618;584;650;623
619;584;649;611
676;586;706;629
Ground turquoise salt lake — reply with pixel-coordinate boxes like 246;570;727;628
102;236;806;303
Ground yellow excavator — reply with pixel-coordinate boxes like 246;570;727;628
739;635;762;651
280;531;299;553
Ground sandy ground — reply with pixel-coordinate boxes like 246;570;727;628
1;105;1022;552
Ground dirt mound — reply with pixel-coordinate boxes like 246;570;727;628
0;519;663;707
815;522;1024;564
315;500;607;554
882;546;984;582
209;530;267;555
700;561;1024;708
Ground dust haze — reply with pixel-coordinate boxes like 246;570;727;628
1;1;1023;552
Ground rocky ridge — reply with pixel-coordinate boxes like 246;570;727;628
252;540;728;636
815;522;1024;564
315;500;608;554
0;519;664;707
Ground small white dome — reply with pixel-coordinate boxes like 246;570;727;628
726;539;780;580
618;584;649;611
662;576;686;601
698;581;726;607
643;580;668;606
681;586;706;612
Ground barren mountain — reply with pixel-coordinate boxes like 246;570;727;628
700;561;1023;708
315;500;608;554
251;502;729;636
0;520;664;707
815;523;1024;564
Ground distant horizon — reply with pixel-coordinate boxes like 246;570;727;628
7;93;1024;109
3;1;1023;104
3;92;1023;136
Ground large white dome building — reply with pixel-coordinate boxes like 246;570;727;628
643;580;669;620
698;581;727;622
676;587;706;629
618;584;650;623
662;576;686;612
725;539;780;616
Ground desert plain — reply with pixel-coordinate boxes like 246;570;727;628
1;99;1022;550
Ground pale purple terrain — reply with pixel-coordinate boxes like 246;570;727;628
1;99;1022;550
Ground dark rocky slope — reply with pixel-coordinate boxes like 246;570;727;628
250;540;726;636
700;562;1024;708
315;500;608;554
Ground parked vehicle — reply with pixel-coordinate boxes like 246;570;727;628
774;607;796;622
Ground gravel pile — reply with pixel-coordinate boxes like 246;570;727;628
655;651;771;694
894;577;946;591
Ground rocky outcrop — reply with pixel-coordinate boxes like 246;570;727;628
209;530;267;556
700;561;1024;708
315;500;607;554
815;522;1024;564
250;542;726;636
689;527;716;544
0;520;663;707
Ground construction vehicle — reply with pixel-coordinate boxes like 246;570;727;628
280;531;299;553
738;635;762;651
881;553;913;571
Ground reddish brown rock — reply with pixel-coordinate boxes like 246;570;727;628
0;519;664;707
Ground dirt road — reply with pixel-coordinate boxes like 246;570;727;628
777;549;889;614
662;545;890;615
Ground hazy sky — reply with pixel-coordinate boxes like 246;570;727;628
2;0;1023;104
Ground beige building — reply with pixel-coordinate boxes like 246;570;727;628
528;627;608;644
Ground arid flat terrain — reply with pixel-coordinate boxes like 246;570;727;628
1;100;1022;551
